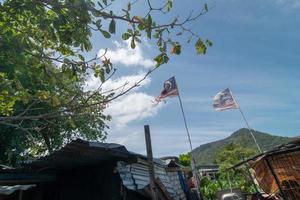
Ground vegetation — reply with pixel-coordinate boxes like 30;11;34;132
192;128;293;166
179;142;261;199
179;152;191;167
200;143;257;200
0;0;211;166
180;129;292;199
215;143;256;170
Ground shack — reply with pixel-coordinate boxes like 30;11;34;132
231;138;300;200
198;165;219;180
0;139;191;200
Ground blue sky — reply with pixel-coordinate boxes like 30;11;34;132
85;0;300;157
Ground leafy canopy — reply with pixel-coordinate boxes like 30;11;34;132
215;143;257;170
0;0;211;166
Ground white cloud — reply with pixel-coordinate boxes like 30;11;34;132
102;73;151;93
274;0;300;8
84;73;161;127
98;40;155;68
105;92;163;127
84;73;151;92
84;40;162;137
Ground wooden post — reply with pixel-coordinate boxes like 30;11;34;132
18;190;23;200
144;125;158;200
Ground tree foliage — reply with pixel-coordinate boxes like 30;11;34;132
179;152;191;167
215;143;257;170
0;0;211;166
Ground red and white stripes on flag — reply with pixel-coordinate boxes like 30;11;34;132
213;88;238;111
155;76;179;102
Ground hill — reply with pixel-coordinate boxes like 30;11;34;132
192;128;294;166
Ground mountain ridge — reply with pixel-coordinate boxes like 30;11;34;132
192;128;294;165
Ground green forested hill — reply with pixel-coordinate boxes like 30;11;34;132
192;128;294;165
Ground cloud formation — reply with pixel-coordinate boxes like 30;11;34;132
85;72;161;127
98;40;155;68
85;73;151;92
105;92;163;127
85;40;161;128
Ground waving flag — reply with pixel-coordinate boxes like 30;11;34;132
213;88;238;111
156;77;179;102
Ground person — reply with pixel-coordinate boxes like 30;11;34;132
187;176;201;200
188;177;196;189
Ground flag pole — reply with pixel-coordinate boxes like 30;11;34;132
177;88;203;199
229;89;262;153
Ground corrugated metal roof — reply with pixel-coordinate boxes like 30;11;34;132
1;139;188;199
2;139;169;172
0;185;36;195
26;139;137;169
229;138;300;170
167;171;186;200
117;159;187;200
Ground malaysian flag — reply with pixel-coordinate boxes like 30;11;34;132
213;88;238;111
156;77;179;102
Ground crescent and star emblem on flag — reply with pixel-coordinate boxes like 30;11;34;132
164;81;172;92
155;77;179;102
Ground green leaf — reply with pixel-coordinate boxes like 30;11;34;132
138;23;146;30
171;43;181;55
195;38;207;54
154;53;169;67
134;30;141;36
105;66;111;74
146;15;152;39
109;19;116;34
122;33;131;40
204;3;208;12
100;29;111;38
71;64;77;76
131;38;136;49
166;0;173;12
127;3;131;11
95;19;102;29
125;11;130;20
99;69;105;82
134;16;144;24
92;10;102;17
146;28;152;39
78;54;85;61
205;39;213;47
147;14;152;26
159;47;165;52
